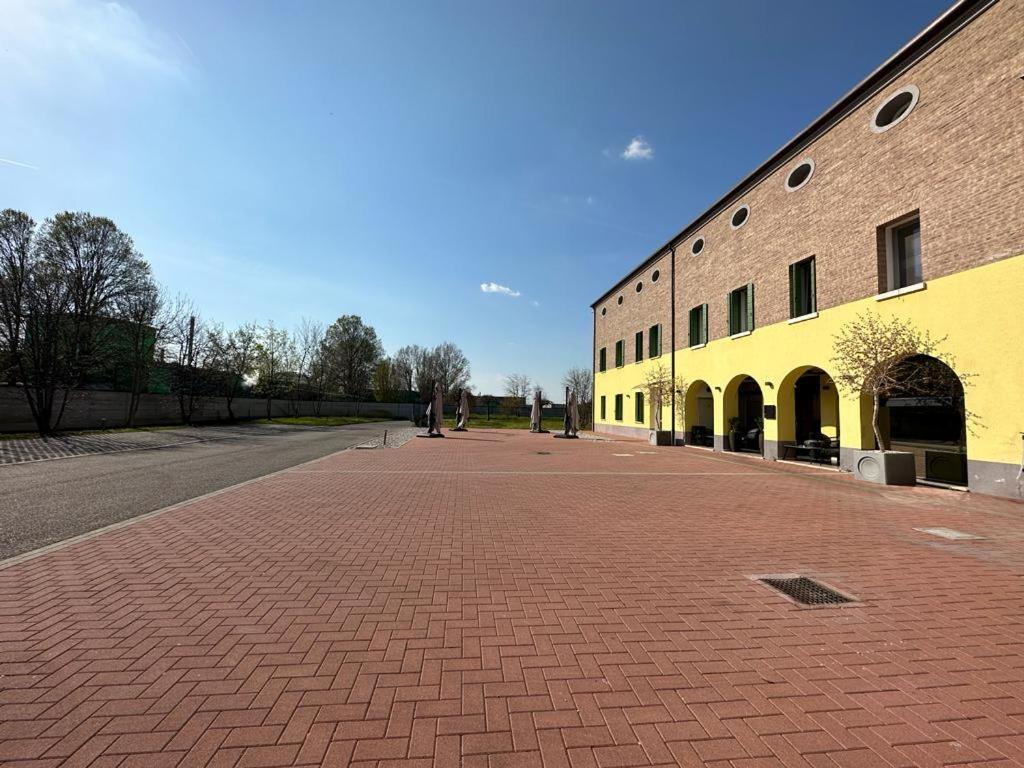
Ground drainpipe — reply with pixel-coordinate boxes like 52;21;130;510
591;307;596;431
669;244;677;442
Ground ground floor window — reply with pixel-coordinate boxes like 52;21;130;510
635;392;644;423
600;395;606;420
614;394;623;421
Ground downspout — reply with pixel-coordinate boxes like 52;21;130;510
592;307;596;431
669;244;677;443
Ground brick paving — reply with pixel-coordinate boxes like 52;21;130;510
2;430;1024;767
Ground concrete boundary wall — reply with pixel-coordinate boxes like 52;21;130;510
0;387;568;433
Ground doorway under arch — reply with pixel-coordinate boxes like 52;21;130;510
776;366;840;465
724;375;763;454
684;380;714;447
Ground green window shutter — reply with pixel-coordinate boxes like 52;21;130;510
600;396;606;420
701;304;708;344
635;331;643;362
789;262;797;318
649;324;660;357
635;392;644;422
809;257;817;313
599;348;606;372
727;293;735;335
746;283;755;331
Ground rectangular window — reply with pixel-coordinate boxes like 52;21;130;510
600;395;606;421
598;347;606;372
789;257;816;318
614;394;623;421
635;331;643;363
688;305;707;347
615;340;624;367
728;284;754;335
635;392;644;423
885;215;922;290
648;324;661;358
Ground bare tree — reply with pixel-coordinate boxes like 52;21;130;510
562;366;594;429
208;321;259;420
432;342;471;401
503;373;531;401
117;276;164;427
290;317;325;414
832;311;969;451
165;299;210;425
255;321;296;419
636;362;674;431
393;344;420;392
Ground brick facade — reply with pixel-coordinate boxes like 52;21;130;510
592;0;1024;353
594;252;671;371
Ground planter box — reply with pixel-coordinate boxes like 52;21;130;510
649;430;672;446
852;450;916;486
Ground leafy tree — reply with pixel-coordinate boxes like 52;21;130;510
117;275;164;427
431;341;471;401
323;315;383;397
372;358;401;402
164;300;211;425
0;209;151;434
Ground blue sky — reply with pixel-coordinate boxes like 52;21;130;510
1;0;950;398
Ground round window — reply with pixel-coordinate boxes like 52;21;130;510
785;159;815;192
691;237;705;256
635;281;643;293
730;205;750;229
871;85;919;133
617;295;623;306
651;269;660;282
601;307;607;316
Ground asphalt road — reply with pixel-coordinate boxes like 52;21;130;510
0;420;408;561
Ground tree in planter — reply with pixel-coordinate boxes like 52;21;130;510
637;362;688;438
831;311;970;452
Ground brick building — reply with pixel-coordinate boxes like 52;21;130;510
591;0;1024;499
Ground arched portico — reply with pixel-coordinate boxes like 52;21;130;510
879;354;968;485
683;379;715;447
723;374;764;454
775;366;841;465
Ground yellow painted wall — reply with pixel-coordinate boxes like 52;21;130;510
595;254;1024;469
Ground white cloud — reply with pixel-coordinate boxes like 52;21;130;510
621;136;654;161
0;0;186;90
480;282;521;297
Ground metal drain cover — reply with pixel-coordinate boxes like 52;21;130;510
757;575;855;605
915;527;984;540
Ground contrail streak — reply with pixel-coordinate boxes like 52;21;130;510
0;158;39;170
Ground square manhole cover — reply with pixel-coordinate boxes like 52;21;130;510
756;575;856;606
915;527;984;540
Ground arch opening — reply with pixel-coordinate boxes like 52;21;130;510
881;354;967;486
684;380;714;447
724;375;763;454
776;366;841;466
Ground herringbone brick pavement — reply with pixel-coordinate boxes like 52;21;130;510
2;430;1024;767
